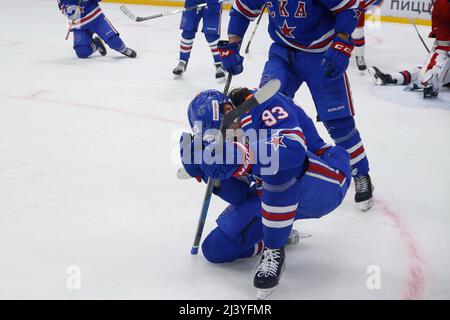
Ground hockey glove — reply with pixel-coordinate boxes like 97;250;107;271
218;40;244;75
180;132;204;182
200;140;253;180
321;36;354;80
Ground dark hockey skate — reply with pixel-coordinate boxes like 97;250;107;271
93;37;107;56
368;66;396;85
121;47;137;58
423;86;439;99
254;246;285;300
355;56;367;71
173;60;187;78
214;62;226;81
354;174;374;211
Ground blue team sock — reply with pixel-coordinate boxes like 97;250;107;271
324;117;370;177
205;33;221;64
179;31;195;63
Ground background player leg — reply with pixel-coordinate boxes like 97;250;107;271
202;2;225;80
419;46;450;98
368;66;415;86
95;17;136;58
352;19;367;71
173;3;202;78
302;50;374;211
174;31;195;77
259;45;303;98
205;34;225;80
323;117;373;211
352;10;366;70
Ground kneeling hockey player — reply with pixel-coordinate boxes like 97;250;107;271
58;0;137;58
179;87;352;299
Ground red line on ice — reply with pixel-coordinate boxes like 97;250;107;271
0;93;185;125
25;90;47;99
377;199;426;299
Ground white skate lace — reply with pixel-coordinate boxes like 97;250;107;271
256;249;280;278
355;175;369;193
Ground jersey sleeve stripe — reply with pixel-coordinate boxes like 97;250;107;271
72;7;102;28
331;0;359;13
279;128;307;150
233;0;261;19
232;142;254;177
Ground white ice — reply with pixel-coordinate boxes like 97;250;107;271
0;0;449;299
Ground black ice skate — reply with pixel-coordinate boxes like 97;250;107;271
254;247;285;300
173;60;187;78
354;174;374;211
368;66;396;85
93;37;107;56
423;86;439;99
355;56;367;71
214;62;226;81
121;47;137;58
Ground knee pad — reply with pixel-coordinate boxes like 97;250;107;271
74;45;94;58
204;33;219;43
105;34;125;52
202;228;241;264
323;117;356;142
181;30;196;40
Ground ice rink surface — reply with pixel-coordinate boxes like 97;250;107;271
0;0;449;299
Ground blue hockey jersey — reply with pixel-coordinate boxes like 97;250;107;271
229;0;362;52
209;92;350;247
57;0;103;29
214;92;334;204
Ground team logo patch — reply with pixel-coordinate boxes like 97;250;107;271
267;133;287;151
197;106;206;117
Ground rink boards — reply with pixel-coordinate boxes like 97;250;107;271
104;0;432;26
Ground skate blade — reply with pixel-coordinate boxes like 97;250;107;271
173;74;183;80
286;231;311;246
256;288;276;300
358;197;374;212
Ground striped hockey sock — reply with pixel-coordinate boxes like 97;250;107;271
179;37;194;62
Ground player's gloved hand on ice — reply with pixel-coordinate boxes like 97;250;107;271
321;36;354;80
218;40;244;75
180;132;205;182
200;140;252;180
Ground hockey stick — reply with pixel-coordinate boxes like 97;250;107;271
244;6;265;55
120;1;225;23
190;78;281;255
190;44;236;255
408;18;430;53
65;0;82;40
